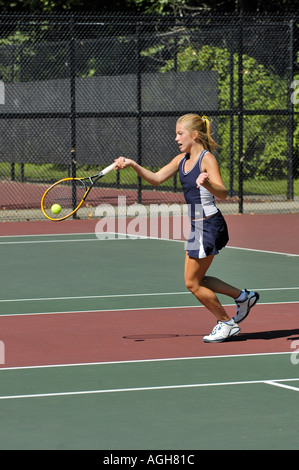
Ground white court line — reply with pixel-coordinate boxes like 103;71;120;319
0;233;180;245
265;381;299;392
0;288;298;304
0;232;298;256
0;300;298;318
0;232;95;239
0;238;100;245
1;291;190;303
0;351;294;371
0;377;298;401
0;301;298;318
226;246;299;257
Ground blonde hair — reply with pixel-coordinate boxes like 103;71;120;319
177;113;219;153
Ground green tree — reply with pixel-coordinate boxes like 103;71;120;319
160;43;289;180
0;0;298;13
0;0;138;13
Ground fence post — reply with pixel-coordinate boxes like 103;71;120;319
10;45;15;181
69;16;78;214
238;15;244;214
287;18;294;201
229;30;234;198
136;22;142;204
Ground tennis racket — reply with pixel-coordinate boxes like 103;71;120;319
41;163;115;221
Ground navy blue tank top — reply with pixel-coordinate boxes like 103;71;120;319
179;150;218;219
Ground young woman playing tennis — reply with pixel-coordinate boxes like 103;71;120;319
114;113;259;342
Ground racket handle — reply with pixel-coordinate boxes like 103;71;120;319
100;163;115;176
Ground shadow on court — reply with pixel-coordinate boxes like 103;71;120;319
123;328;299;343
235;328;299;342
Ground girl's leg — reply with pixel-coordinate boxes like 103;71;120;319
184;253;233;322
202;276;241;299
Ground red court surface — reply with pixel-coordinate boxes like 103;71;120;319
0;303;298;368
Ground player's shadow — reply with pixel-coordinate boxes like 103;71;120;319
229;328;299;342
123;329;299;342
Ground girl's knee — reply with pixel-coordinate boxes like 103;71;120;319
185;277;196;293
185;278;203;298
185;275;207;293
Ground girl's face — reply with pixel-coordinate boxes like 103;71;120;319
175;122;196;153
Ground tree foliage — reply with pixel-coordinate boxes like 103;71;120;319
0;0;298;14
159;42;291;180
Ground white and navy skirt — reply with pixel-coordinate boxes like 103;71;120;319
186;210;229;259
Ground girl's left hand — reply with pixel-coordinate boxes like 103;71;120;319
196;172;209;188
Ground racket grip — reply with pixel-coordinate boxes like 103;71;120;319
100;163;115;176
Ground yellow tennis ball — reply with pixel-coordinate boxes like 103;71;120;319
51;204;62;214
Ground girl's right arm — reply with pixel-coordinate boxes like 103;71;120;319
114;155;182;187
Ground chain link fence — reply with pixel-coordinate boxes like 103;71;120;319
0;12;298;221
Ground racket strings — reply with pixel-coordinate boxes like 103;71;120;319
42;179;86;219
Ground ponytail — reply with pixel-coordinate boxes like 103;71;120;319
177;114;219;153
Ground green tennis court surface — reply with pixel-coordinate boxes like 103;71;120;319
0;355;298;450
0;232;298;450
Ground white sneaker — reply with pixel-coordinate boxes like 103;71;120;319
203;321;240;343
233;289;259;324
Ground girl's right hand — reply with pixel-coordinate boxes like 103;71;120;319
114;157;134;170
